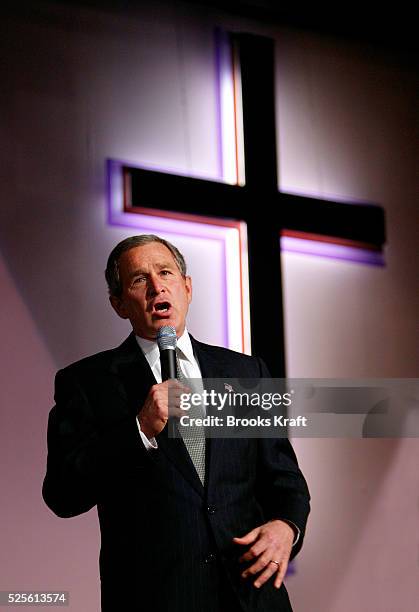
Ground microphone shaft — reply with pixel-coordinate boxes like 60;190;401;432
160;347;177;381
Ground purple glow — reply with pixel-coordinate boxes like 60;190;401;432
107;159;232;237
280;236;385;266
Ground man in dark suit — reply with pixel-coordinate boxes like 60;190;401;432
43;234;310;611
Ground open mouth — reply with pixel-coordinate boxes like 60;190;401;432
154;301;171;314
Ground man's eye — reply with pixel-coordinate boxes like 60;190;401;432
160;270;171;276
134;276;146;284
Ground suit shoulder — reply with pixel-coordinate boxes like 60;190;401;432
198;342;255;363
56;348;115;380
192;338;266;377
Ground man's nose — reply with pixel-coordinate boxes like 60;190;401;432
147;273;164;296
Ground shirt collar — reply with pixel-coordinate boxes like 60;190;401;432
176;329;195;363
135;329;194;368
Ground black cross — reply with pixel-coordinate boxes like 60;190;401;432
119;33;385;377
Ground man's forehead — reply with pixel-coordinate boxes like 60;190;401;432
120;243;177;269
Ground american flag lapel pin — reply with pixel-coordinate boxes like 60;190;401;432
224;383;233;392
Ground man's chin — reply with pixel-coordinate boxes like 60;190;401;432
154;317;175;328
133;319;184;340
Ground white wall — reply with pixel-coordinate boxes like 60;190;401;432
278;29;419;612
0;1;225;367
0;2;418;611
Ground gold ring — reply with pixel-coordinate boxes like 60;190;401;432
270;560;280;566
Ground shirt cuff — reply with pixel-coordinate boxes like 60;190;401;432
136;416;158;450
281;519;301;547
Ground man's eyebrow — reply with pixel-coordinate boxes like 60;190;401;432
127;269;147;279
127;262;176;279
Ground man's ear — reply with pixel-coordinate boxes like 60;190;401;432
109;295;129;319
185;275;192;304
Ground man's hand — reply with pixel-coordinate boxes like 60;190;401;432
138;380;188;439
233;520;294;590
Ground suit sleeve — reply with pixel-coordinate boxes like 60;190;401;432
42;367;151;518
255;358;310;559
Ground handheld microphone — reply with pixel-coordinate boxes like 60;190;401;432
156;325;177;381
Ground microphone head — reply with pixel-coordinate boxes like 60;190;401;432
156;325;177;351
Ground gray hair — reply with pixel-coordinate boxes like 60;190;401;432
105;234;187;297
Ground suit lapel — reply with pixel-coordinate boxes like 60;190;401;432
110;333;157;412
156;421;205;497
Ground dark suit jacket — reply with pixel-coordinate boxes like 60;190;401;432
43;333;310;612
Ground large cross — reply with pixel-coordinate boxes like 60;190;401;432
118;33;385;377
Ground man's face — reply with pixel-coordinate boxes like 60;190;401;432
110;242;192;340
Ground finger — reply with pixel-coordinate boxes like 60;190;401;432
253;560;281;589
166;387;187;398
165;379;184;388
233;527;260;546
165;383;190;405
169;379;191;393
170;392;187;406
168;390;188;406
169;383;187;393
274;560;288;589
241;550;274;578
173;395;193;411
169;406;184;418
239;539;269;563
